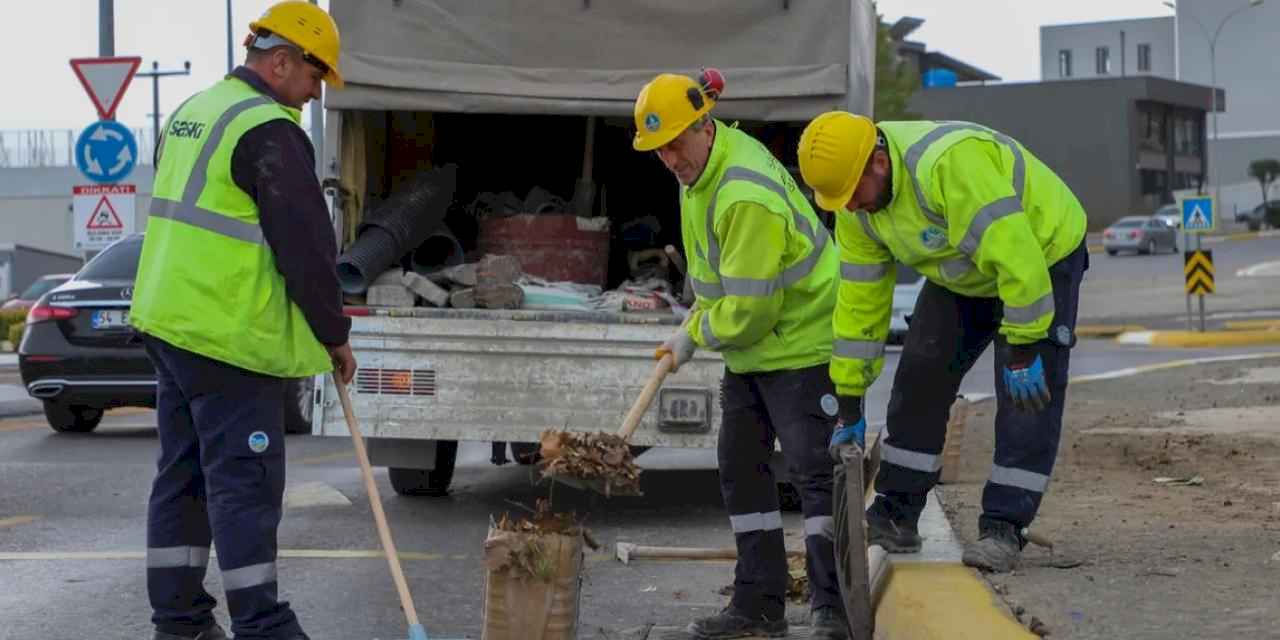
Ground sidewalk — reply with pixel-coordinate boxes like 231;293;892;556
0;383;39;418
937;354;1280;639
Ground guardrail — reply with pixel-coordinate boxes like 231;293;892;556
0;128;156;169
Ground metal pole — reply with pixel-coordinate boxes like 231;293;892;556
99;0;114;56
226;0;235;74
150;63;161;149
1184;231;1193;330
309;0;324;179
1120;30;1126;76
1196;234;1206;331
1209;40;1219;220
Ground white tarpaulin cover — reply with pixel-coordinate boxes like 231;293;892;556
327;0;876;120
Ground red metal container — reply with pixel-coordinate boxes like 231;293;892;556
477;214;611;287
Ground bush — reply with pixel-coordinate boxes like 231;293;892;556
7;323;23;350
0;309;27;344
1266;205;1280;229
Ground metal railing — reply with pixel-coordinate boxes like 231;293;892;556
0;127;156;169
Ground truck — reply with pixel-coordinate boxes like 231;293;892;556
308;0;877;498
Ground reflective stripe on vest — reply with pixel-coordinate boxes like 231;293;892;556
690;167;830;300
901;123;1027;257
841;261;890;283
148;96;273;245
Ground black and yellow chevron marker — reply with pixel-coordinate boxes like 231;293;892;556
1184;250;1215;295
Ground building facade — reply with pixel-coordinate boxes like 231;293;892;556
1041;2;1280;216
1041;17;1176;81
910;76;1217;229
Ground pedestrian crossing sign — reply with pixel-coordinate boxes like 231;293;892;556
1179;195;1215;233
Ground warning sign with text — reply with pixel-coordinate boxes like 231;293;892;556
73;184;135;250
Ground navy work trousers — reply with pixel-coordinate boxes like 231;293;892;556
719;363;842;620
143;335;304;640
871;240;1089;532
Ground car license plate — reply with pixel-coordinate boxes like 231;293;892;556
91;309;130;329
658;387;711;432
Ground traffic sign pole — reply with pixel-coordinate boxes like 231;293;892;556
1197;235;1206;332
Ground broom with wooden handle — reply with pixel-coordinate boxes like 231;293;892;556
334;373;461;640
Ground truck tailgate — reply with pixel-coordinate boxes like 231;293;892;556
317;308;723;448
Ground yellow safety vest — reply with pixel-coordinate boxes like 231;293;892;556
130;76;332;378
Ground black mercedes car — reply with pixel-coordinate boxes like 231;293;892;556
18;233;315;434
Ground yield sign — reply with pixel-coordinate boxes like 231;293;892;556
87;196;125;230
69;56;142;120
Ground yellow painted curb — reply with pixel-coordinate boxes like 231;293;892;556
1141;330;1280;348
1087;244;1104;254
1076;324;1145;338
1224;319;1280;331
876;563;1034;639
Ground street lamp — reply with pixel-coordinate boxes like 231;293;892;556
1163;0;1264;209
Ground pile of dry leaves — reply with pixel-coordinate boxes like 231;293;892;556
537;429;642;495
485;498;599;582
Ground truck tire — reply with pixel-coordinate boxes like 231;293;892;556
389;440;458;497
284;377;313;435
43;401;103;433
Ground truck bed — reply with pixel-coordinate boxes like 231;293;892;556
315;307;723;449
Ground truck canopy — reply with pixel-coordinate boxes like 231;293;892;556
328;0;876;120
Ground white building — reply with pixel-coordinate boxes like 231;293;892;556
1041;1;1280;218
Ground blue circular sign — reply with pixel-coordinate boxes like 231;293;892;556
75;120;138;184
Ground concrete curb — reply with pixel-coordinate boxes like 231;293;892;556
1075;324;1146;338
1224;319;1280;330
1116;329;1280;348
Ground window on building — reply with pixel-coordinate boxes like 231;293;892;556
1137;44;1152;72
1096;46;1111;75
1140;169;1169;197
1139;106;1167;153
1058;50;1073;78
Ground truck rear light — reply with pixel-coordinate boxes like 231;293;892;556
27;303;77;324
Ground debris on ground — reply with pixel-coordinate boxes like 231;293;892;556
786;553;809;603
538;429;642;495
1028;616;1051;636
1153;475;1204;486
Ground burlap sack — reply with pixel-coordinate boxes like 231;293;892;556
481;526;584;640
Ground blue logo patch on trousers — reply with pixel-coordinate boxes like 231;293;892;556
248;431;270;453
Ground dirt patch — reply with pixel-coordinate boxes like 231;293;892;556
937;359;1280;639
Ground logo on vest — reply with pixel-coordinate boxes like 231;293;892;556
248;431;270;454
167;120;206;140
920;225;947;250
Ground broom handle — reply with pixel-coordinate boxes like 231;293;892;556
334;374;421;628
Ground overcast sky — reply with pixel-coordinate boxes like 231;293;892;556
4;0;1170;134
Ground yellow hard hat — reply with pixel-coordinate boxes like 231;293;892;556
798;111;878;212
249;1;344;88
632;70;722;151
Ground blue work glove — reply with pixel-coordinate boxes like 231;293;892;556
829;395;866;460
1002;347;1051;413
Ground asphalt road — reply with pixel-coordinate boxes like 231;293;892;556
1079;233;1280;326
4;338;1280;640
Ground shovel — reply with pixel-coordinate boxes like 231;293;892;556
538;352;677;497
334;374;463;640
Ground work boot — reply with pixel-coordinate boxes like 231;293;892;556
152;623;227;640
962;518;1023;573
809;607;850;640
686;607;787;639
866;508;922;553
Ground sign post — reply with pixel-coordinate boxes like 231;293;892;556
1179;195;1216;332
69;56;142;258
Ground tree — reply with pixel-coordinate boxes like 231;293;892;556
873;5;921;120
1247;158;1280;228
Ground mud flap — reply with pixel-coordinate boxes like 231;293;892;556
833;444;873;639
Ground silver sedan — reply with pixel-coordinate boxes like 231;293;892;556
1102;216;1179;256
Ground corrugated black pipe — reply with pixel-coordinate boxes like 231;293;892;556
336;225;399;294
410;225;465;275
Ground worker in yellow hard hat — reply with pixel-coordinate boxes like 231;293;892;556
635;70;849;640
797;112;1089;575
133;2;352;639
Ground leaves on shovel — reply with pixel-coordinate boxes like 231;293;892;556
538;429;643;495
